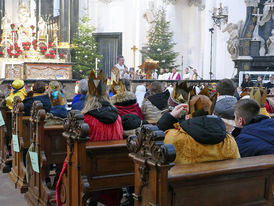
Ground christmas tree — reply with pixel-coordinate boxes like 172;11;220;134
141;8;178;70
71;16;102;79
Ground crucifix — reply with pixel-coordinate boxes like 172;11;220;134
131;45;138;71
252;8;263;41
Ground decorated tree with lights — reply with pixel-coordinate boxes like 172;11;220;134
72;16;102;79
141;8;178;69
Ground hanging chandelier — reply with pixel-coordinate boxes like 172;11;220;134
211;3;228;29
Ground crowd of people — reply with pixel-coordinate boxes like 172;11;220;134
112;56;199;81
3;68;274;206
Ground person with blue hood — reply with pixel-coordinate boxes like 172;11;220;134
71;79;88;111
232;99;274;157
48;81;67;118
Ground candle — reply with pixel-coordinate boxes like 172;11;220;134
47;34;49;46
95;58;98;78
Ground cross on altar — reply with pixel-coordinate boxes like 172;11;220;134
131;45;138;71
252;8;263;24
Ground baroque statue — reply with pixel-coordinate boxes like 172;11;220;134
266;29;274;56
222;21;243;59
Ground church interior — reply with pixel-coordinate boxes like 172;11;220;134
0;0;274;206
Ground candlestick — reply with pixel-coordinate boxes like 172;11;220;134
95;58;98;78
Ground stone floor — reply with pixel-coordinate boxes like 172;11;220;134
0;172;28;206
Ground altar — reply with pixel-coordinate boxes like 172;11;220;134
0;2;72;80
0;61;72;80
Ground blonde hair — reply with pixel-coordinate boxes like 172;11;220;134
82;93;111;114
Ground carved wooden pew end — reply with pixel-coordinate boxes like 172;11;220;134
128;124;274;206
0;96;12;173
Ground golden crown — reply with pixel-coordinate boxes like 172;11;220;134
250;87;267;107
111;79;126;95
88;70;107;97
172;81;193;104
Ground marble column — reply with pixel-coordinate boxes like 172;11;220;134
60;0;70;43
70;0;79;43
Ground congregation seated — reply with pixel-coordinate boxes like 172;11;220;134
110;79;143;138
141;81;170;121
214;79;237;132
71;79;88;111
48;81;68;119
6;79;27;109
158;93;240;165
232;99;274;157
56;71;123;206
23;81;51;116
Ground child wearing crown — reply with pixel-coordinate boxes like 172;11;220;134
157;84;240;165
56;70;123;206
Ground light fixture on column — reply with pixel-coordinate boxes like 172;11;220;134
211;3;228;29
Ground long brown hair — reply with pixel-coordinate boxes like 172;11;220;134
81;93;111;114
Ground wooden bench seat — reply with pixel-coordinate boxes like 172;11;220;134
0;96;12;173
128;124;274;206
24;101;66;206
58;110;134;206
9;96;31;193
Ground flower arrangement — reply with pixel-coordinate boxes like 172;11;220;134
0;51;4;56
10;24;15;30
22;42;31;50
40;45;47;54
32;40;38;50
59;53;65;59
49;50;56;55
48;42;53;48
45;53;55;59
30;25;35;30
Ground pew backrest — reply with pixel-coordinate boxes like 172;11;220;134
128;124;274;206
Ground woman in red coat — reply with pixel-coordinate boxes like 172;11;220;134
56;71;123;206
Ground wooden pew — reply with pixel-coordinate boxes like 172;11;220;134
58;110;134;206
8;96;31;193
128;125;274;206
25;101;66;206
0;95;12;173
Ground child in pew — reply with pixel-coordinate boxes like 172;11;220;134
71;79;88;111
214;79;237;133
6;79;27;109
232;99;274;157
47;81;68;119
141;81;170;122
23;81;51;116
157;92;240;165
56;70;123;206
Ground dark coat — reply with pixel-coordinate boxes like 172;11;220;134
157;113;226;144
50;105;68;119
234;115;274;157
71;95;86;111
23;94;51;116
